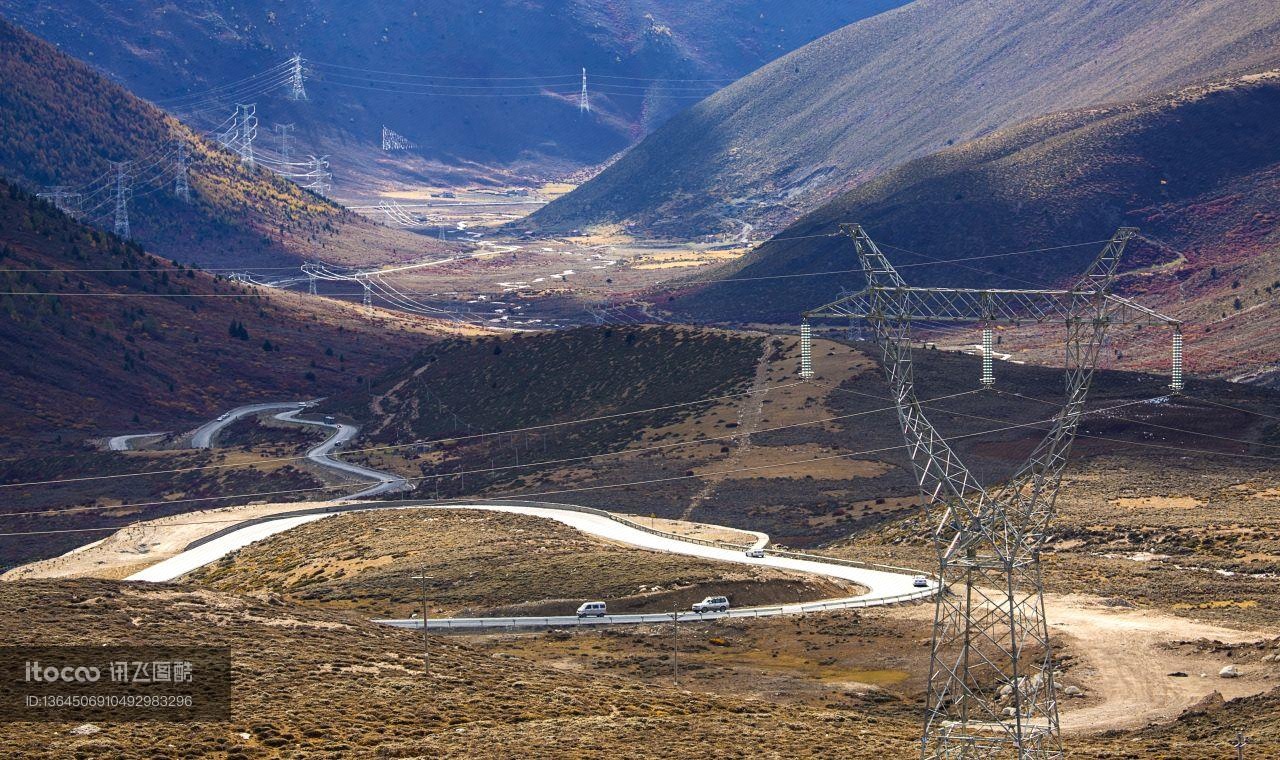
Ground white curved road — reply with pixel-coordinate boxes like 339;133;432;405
125;502;936;624
118;405;935;624
190;402;302;448
107;433;167;451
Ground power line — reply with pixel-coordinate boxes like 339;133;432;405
0;395;1158;531
0;381;810;490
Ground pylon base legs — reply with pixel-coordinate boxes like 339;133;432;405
922;550;1062;760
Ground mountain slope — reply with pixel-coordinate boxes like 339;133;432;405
0;17;441;269
0;178;456;455
0;1;904;190
667;71;1280;376
527;0;1280;237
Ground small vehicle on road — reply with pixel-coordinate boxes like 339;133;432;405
323;415;336;424
576;601;607;618
691;596;730;613
913;576;929;588
744;548;765;558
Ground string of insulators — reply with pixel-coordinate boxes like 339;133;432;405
981;327;995;387
800;319;814;379
1171;330;1183;392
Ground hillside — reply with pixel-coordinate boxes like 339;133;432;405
0;1;903;190
527;0;1280;237
0;178;455;455
0;17;443;269
668;71;1280;376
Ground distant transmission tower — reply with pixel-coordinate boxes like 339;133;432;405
288;53;307;101
803;224;1182;759
274;123;296;163
37;186;81;218
579;67;590;113
381;126;413;151
233;104;258;166
112;162;132;239
301;155;331;196
174;143;191;202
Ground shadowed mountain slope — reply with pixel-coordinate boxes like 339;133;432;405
0;1;903;189
0;178;454;455
0;18;443;270
668;71;1280;377
528;0;1280;237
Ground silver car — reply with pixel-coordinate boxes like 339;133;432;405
691;596;730;613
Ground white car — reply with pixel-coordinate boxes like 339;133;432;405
744;548;765;558
913;576;930;588
691;596;730;613
216;413;229;421
576;601;607;618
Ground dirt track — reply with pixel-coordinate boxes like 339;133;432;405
1048;594;1275;732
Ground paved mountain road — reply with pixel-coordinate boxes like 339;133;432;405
190;402;302;448
271;408;411;500
117;405;934;624
106;433;167;451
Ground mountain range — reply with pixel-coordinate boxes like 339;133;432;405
0;18;442;270
0;177;453;456
528;0;1280;238
0;0;902;191
668;70;1280;379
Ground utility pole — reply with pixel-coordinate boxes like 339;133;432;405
288;53;307;101
112;162;131;239
361;278;372;310
274;123;296;164
671;609;679;687
174;143;191;202
802;224;1182;759
1233;729;1249;760
411;571;432;674
579;67;590;113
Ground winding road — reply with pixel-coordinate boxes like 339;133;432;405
122;498;935;624
190;402;302;448
271;408;410;500
106;433;167;451
114;405;936;626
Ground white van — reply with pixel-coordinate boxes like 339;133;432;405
576;601;607;618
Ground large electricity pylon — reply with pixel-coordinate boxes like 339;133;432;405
802;224;1181;758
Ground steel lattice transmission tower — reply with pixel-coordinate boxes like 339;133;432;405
288;53;308;101
174;142;191;203
579;67;590;113
301;155;331;196
112;161;132;239
226;104;258;167
802;224;1181;759
37;186;81;218
381;126;413;151
274;123;296;164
